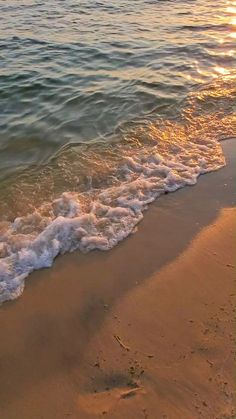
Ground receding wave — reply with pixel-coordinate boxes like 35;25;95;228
0;76;235;303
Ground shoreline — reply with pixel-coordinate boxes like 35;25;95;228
0;139;235;418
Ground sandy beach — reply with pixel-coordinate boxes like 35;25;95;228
0;139;235;419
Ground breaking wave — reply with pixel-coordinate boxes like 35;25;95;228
0;76;235;303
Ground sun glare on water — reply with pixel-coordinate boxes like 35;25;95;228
227;0;236;37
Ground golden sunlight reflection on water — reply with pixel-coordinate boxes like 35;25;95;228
201;0;236;79
184;0;235;83
214;66;231;75
227;0;236;38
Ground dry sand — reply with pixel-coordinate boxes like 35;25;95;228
0;139;235;419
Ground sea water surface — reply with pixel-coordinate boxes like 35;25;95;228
0;0;235;303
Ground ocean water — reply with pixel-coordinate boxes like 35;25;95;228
0;0;235;303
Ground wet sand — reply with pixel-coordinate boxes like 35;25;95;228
0;139;235;419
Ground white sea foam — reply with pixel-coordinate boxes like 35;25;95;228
0;134;225;304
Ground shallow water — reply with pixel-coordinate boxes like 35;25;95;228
0;0;235;302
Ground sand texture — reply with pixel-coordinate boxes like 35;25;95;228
0;140;235;419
